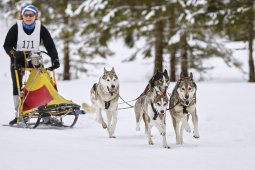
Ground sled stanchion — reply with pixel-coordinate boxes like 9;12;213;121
52;70;57;89
14;59;23;124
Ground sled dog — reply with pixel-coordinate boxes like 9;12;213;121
82;67;119;138
134;91;170;149
169;72;200;144
138;69;170;97
135;69;170;131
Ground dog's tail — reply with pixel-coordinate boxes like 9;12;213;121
81;103;96;114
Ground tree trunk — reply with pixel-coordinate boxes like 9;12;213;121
63;16;70;80
248;1;255;82
169;48;176;81
181;34;188;76
154;20;164;74
168;13;177;81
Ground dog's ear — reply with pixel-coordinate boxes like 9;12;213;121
163;69;169;79
111;67;115;73
149;78;154;89
189;72;193;81
180;72;184;80
104;67;107;73
163;69;168;77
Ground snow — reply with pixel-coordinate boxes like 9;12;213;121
65;3;74;17
168;30;181;45
102;8;117;23
1;15;255;170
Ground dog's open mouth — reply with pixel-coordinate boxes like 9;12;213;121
107;86;116;93
159;113;165;120
159;86;167;94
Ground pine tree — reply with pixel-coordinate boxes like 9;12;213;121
214;0;255;82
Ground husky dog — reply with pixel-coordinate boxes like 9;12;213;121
82;67;119;138
169;72;200;144
134;92;170;149
135;69;170;131
138;69;170;97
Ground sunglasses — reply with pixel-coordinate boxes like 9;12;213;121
23;13;35;18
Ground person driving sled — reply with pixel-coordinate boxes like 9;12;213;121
3;4;60;125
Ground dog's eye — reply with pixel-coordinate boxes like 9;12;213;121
157;102;161;106
181;87;185;91
164;103;167;106
188;87;192;91
107;79;110;82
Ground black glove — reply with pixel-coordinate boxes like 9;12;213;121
48;59;60;71
9;50;16;58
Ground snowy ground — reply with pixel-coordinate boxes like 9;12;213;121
1;79;255;170
1;17;255;170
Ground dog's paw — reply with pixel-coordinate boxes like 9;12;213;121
176;139;183;145
148;140;154;145
164;145;171;149
193;131;200;139
102;122;107;129
109;135;116;138
193;134;200;139
185;125;191;133
136;125;140;131
160;132;166;136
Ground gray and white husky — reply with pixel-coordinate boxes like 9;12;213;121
134;92;170;149
82;67;119;138
169;72;200;144
134;70;170;149
138;69;170;98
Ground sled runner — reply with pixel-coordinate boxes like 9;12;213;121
14;51;85;128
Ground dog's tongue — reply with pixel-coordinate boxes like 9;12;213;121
107;87;115;95
159;113;164;120
160;87;166;93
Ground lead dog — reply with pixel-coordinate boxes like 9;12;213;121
82;67;119;138
169;72;200;144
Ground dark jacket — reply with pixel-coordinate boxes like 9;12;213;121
3;22;58;63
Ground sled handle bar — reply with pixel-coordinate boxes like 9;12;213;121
14;50;54;70
40;50;50;57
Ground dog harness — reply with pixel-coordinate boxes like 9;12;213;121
96;83;118;110
151;101;165;121
105;101;111;109
183;106;188;114
151;101;158;120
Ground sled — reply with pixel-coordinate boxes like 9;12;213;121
14;51;85;128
